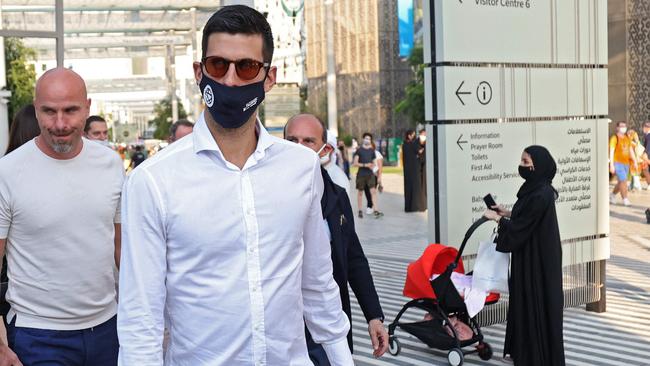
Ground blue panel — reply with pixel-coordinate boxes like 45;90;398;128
398;0;414;58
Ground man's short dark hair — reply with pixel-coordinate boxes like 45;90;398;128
202;5;274;64
616;121;627;127
643;121;650;128
362;132;373;140
170;119;195;139
85;115;106;132
284;114;327;144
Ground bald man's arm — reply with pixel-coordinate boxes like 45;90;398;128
0;238;23;366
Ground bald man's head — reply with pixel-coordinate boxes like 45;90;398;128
33;68;91;159
284;113;333;160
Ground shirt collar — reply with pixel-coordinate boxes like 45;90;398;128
193;111;275;160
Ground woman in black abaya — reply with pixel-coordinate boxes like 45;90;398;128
484;145;565;366
402;130;426;212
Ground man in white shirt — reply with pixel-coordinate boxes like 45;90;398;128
117;5;352;366
0;68;124;366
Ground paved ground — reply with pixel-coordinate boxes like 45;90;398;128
348;173;650;366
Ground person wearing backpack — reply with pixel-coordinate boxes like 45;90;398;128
609;121;638;206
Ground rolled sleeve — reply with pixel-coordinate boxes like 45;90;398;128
0;180;11;239
117;169;167;366
302;158;353;365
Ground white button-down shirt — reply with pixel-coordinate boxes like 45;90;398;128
117;114;352;366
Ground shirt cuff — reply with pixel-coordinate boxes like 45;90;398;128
322;338;354;366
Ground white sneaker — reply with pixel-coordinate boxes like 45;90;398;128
609;193;616;204
365;207;373;214
623;198;631;206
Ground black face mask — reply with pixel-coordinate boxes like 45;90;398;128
518;165;534;180
199;74;266;129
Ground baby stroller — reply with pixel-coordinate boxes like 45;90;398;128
387;217;500;366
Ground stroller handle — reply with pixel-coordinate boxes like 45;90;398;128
453;216;492;265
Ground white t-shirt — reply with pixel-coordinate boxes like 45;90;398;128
373;150;384;174
0;138;124;330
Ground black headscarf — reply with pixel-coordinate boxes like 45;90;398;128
517;145;558;198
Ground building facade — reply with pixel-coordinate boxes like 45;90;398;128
305;0;412;139
609;0;650;129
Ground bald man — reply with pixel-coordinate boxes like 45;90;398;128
0;68;124;366
285;114;387;365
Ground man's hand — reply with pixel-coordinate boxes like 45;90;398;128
609;162;616;175
368;319;388;358
0;345;22;366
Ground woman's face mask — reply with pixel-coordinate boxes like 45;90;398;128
363;138;371;147
618;127;627;134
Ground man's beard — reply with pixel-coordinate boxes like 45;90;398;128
51;142;73;154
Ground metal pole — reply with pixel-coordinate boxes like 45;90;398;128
325;0;338;137
0;0;9;154
55;0;64;67
191;7;201;121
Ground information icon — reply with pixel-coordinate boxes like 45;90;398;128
476;81;492;105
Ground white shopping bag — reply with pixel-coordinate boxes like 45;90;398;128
471;234;510;294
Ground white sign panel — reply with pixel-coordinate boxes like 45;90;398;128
435;67;608;120
433;0;607;65
434;119;609;265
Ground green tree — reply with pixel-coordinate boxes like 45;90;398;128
4;38;37;123
149;98;187;140
394;44;424;127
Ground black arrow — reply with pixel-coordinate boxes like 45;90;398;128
455;81;471;105
457;134;468;151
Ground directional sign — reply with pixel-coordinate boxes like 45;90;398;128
455;81;471;105
433;119;608;265
433;0;607;65
435;67;608;120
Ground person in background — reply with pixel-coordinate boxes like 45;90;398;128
402;129;426;212
641;121;650;189
337;141;350;179
5;104;40;156
626;127;643;191
609;121;637;206
169;119;194;143
361;133;384;216
84;115;110;147
353;134;382;218
484;145;565;366
128;145;146;170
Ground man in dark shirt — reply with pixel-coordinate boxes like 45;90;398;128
353;137;383;218
284;114;387;365
129;145;146;169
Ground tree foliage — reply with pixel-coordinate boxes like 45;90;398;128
394;44;424;127
149;98;187;140
4;38;37;123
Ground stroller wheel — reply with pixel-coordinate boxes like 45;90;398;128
477;342;493;360
388;336;401;356
447;348;463;366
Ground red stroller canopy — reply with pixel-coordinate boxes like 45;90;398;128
403;243;501;304
403;244;465;300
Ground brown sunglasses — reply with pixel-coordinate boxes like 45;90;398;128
201;56;270;81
